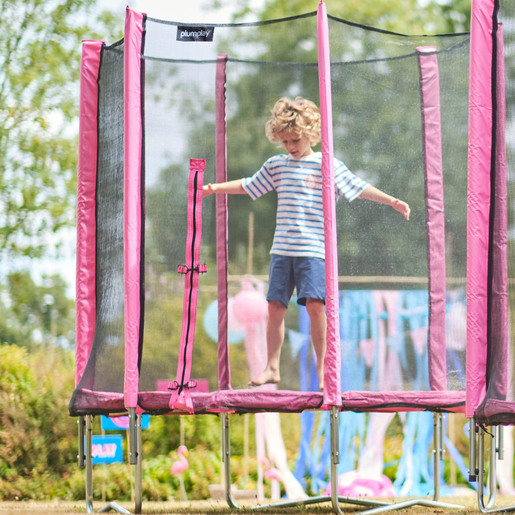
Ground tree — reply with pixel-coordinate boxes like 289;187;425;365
0;270;74;348
0;0;123;260
0;0;124;351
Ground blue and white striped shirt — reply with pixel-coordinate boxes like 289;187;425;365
241;152;368;258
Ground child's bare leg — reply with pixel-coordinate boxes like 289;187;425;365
249;300;287;386
306;298;326;390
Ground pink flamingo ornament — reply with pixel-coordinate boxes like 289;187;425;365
260;457;282;500
260;456;307;500
171;445;189;500
325;470;394;498
260;456;282;481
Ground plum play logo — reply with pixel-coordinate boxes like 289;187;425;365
177;26;215;42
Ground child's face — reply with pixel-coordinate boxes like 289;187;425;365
277;131;313;159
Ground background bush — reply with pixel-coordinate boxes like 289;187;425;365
0;343;298;502
0;344;77;500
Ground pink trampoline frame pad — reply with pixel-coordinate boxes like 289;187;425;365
69;389;126;415
70;388;465;416
475;400;515;425
136;390;465;415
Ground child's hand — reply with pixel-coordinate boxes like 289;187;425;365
392;199;410;221
203;183;214;197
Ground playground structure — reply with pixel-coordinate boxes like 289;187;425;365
69;0;514;513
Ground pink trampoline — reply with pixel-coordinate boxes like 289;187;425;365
67;1;505;513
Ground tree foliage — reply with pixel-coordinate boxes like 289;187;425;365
0;270;75;348
0;0;122;259
0;0;124;350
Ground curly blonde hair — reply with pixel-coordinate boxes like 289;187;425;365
265;97;321;146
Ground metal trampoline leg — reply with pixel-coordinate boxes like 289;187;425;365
477;423;492;511
330;406;346;515
222;412;241;510
78;416;86;469
469;418;477;482
476;423;515;513
128;408;138;465
487;427;498;509
134;412;143;514
85;415;94;514
128;408;143;513
432;412;443;501
81;413;136;515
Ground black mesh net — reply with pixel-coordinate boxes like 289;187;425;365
137;15;469;395
328;20;469;394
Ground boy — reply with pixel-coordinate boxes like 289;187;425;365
203;97;410;390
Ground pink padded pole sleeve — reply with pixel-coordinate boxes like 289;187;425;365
124;7;145;409
487;25;509;400
216;55;231;390
75;40;103;386
416;47;447;391
169;159;206;413
318;0;341;407
466;0;494;418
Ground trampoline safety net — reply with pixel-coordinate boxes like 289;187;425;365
70;7;472;416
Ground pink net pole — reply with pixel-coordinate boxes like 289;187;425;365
416;47;447;391
75;40;103;387
317;0;341;407
124;7;145;409
466;0;495;418
215;55;231;390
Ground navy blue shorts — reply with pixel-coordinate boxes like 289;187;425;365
267;254;326;307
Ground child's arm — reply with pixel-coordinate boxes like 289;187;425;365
359;185;410;221
203;179;246;197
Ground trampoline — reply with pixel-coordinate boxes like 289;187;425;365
67;1;500;513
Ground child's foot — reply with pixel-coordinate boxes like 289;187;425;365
248;368;280;387
316;367;324;391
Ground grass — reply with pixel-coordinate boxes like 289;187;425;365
2;491;515;514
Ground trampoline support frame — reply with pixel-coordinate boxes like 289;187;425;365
80;409;142;514
469;419;515;513
221;408;465;514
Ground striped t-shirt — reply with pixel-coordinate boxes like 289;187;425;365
241;152;368;259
